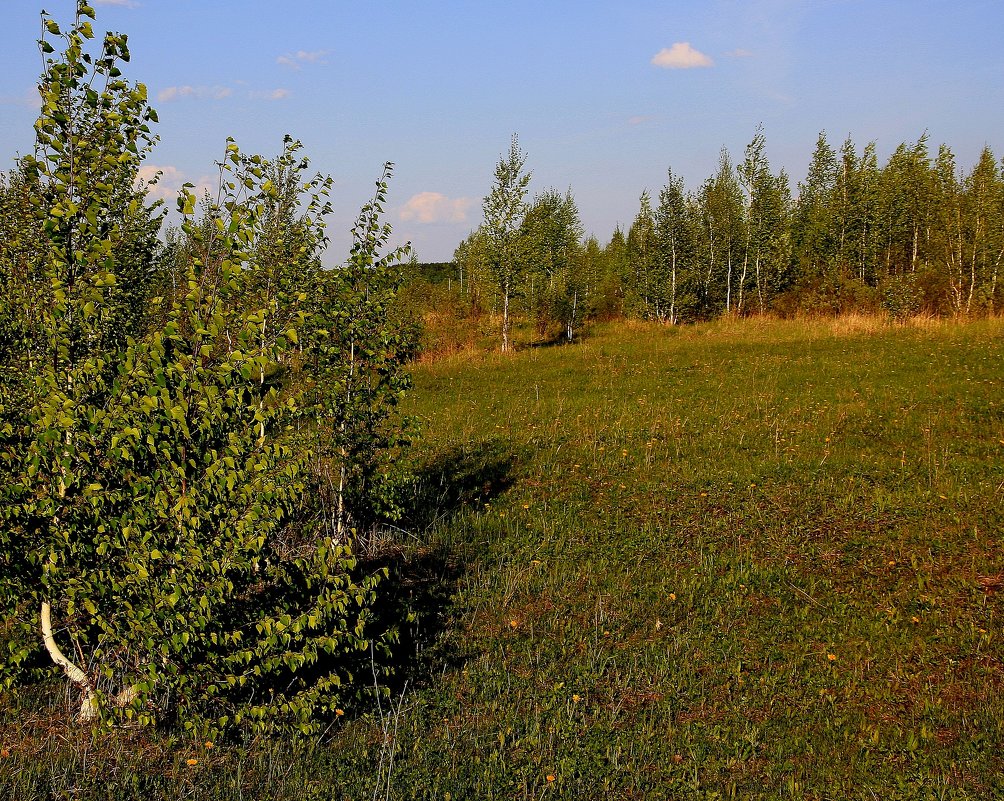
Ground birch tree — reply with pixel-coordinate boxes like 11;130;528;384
654;169;695;324
482;135;531;352
695;149;744;315
1;2;410;735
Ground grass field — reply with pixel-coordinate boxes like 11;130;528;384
3;315;1003;799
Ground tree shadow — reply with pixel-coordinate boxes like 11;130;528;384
398;438;519;533
362;438;520;692
527;333;575;349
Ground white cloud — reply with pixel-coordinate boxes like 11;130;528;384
651;43;714;69
400;193;474;225
726;48;754;58
136;165;215;204
627;115;649;126
158;85;232;102
277;50;329;70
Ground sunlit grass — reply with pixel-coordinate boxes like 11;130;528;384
3;315;1003;799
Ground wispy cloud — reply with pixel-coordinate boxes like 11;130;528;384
726;48;754;58
651;42;714;69
276;50;329;70
0;87;41;109
158;84;289;103
249;88;290;101
400;192;474;224
627;115;649;126
158;85;232;102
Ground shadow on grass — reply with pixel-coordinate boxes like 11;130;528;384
365;438;521;691
399;437;519;533
527;333;575;349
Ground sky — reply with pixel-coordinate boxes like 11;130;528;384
1;0;1003;263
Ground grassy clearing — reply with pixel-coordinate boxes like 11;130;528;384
3;316;1003;799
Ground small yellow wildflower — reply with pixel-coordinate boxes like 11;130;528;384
335;708;345;716
186;758;198;766
572;694;581;702
204;741;213;749
827;653;837;662
546;774;556;783
669;592;676;601
509;619;519;628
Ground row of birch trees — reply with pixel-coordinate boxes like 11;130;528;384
452;128;1004;347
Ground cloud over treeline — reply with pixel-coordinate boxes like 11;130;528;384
400;192;474;224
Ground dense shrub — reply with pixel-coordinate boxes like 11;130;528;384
0;2;411;736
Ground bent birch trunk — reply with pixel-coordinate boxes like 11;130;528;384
41;600;97;721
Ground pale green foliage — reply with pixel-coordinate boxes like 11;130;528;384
521;188;583;339
482;134;532;351
738;126;792;314
307;165;414;539
451;227;491;315
693;149;744;315
653;169;696;324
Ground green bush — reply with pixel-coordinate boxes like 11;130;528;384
0;2;410;736
880;272;922;319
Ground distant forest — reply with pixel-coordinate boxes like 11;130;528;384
444;129;1004;339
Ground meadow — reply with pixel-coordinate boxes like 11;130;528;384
3;315;1003;800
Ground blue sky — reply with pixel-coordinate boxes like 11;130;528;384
2;0;1002;262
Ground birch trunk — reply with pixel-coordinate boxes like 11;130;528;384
41;601;97;720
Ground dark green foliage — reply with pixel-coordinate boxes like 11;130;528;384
408;261;456;285
791;131;839;284
625;190;658;318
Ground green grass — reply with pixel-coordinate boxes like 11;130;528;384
3;316;1003;799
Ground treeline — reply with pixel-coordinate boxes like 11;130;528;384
448;129;1004;344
